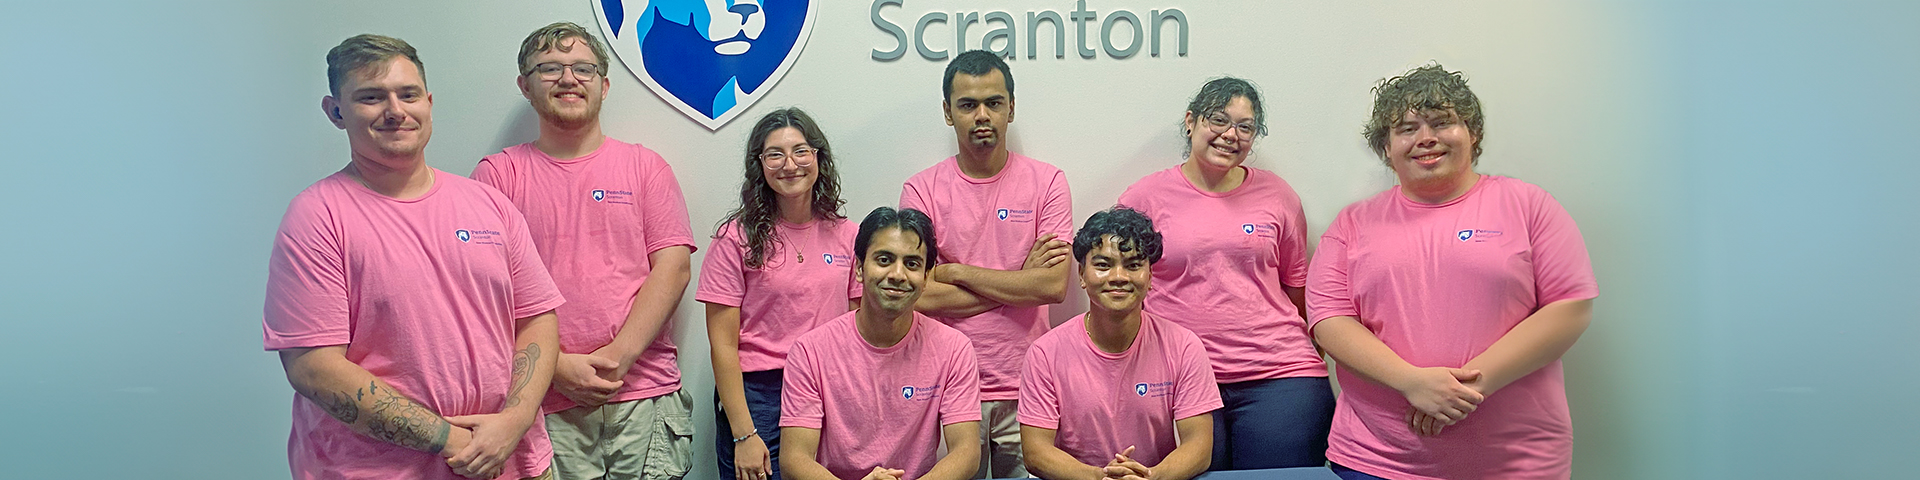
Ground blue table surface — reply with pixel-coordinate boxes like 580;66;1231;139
996;468;1339;480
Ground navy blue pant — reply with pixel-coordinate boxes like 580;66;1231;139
717;369;785;480
1330;462;1394;480
1209;376;1336;470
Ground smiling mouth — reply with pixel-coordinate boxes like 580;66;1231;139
1412;151;1447;165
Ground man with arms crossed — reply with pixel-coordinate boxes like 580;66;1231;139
899;49;1074;479
265;34;562;480
1020;208;1220;480
780;207;983;480
472;22;697;480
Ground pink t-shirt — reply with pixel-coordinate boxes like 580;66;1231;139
1306;175;1598;480
472;138;696;413
780;311;984;480
1018;313;1222;467
899;153;1074;401
695;217;862;372
1115;166;1325;383
263;170;565;480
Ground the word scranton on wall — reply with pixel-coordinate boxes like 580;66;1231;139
871;0;1189;61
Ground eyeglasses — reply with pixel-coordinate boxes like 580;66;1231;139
759;146;818;170
528;62;602;81
1201;112;1260;138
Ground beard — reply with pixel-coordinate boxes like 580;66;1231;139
535;96;602;129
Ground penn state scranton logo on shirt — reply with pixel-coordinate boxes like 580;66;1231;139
821;253;836;265
592;188;636;205
455;229;505;246
594;0;817;130
1456;228;1504;243
1241;223;1277;239
901;383;942;402
996;208;1034;223
1134;381;1173;398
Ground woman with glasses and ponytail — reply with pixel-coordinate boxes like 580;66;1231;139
1114;77;1335;470
699;108;857;480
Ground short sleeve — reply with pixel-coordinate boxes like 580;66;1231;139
470;156;505;190
1038;170;1075;239
501;199;566;320
1015;343;1061;429
1278;186;1311;288
262;197;351;350
1306;211;1358;330
1169;330;1224;420
899;179;929;218
779;340;826;429
939;337;985;425
1526;189;1599;305
694;224;748;307
639;154;697;255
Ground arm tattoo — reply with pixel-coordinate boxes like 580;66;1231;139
363;381;452;453
503;343;540;409
314;389;360;424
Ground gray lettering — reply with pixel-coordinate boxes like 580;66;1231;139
953;11;979;53
1101;10;1142;58
1151;9;1188;57
1026;10;1065;59
1072;0;1098;58
915;11;950;60
871;0;907;60
983;11;1016;58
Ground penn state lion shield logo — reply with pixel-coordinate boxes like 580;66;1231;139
594;0;817;130
1135;383;1149;396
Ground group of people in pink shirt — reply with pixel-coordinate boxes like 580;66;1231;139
264;22;1596;480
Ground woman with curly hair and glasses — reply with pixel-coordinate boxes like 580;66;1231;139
698;107;857;480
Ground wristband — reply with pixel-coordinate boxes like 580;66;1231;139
732;428;758;443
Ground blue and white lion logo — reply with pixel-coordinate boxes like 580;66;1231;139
456;230;472;243
997;209;1010;221
902;386;915;399
822;253;834;265
1457;229;1474;242
595;0;817;130
1134;383;1149;396
591;189;607;202
1242;224;1256;235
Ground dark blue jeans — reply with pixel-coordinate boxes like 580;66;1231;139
1209;376;1336;470
1329;462;1394;480
717;369;785;480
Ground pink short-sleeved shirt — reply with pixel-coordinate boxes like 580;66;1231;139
694;217;861;372
1306;175;1598;480
263;170;565;480
780;311;983;480
899;153;1074;401
1018;313;1222;467
1115;166;1325;383
472;138;696;413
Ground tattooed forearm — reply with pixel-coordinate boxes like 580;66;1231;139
362;381;452;453
315;389;360;424
503;343;540;409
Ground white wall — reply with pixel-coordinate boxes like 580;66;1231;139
2;1;1914;478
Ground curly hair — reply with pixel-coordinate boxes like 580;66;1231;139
713;107;846;269
1362;63;1485;165
1073;207;1163;265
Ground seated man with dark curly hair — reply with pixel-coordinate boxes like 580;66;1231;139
1017;207;1222;480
